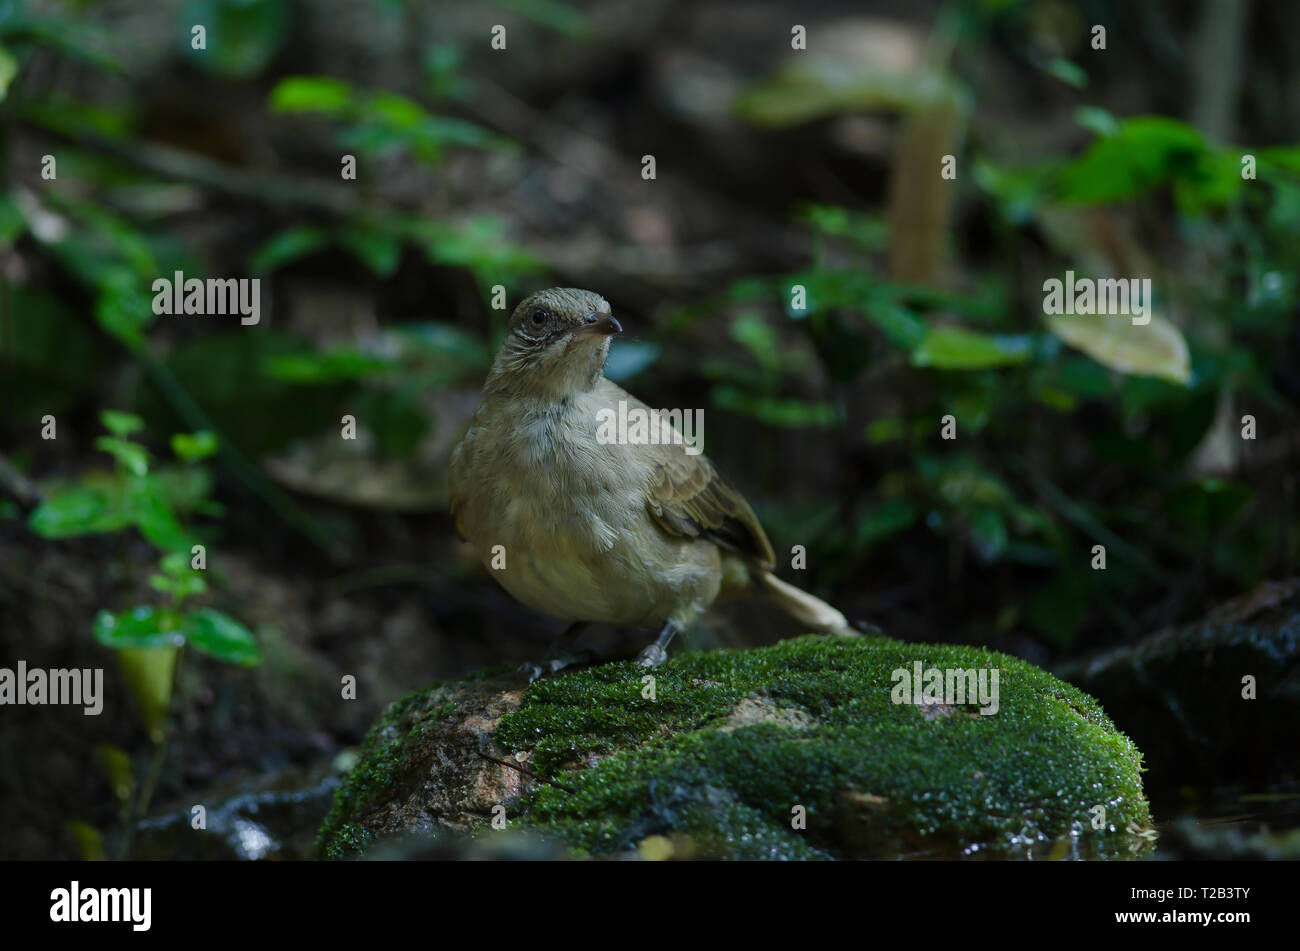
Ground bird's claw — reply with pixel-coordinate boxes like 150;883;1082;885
635;644;668;668
516;651;591;684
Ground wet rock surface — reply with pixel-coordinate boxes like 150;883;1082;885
320;634;1153;860
1055;579;1300;788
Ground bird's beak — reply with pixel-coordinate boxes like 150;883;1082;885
569;313;623;342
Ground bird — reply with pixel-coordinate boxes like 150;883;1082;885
448;287;852;677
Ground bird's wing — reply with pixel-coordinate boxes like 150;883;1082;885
599;378;776;570
644;447;775;569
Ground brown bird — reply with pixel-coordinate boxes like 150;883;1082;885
449;288;851;676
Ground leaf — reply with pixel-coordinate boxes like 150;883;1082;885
248;226;330;274
148;571;206;599
183;609;262;666
1044;57;1087;89
855;500;920;546
0;44;18;102
94;437;149;476
263;348;395;383
968;508;1008;562
115;645;179;744
910;327;1033;369
1046;311;1191;385
730;313;781;377
94;606;186;650
171;430;219;462
0;192;25;246
1057;117;1206;204
95;276;156;352
28;485;131;538
336;225;402;277
799;203;890;252
1075;106;1119;138
269;75;354;114
127;484;193;551
866;302;927;349
100;410;145;437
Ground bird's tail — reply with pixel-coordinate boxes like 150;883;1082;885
755;572;855;635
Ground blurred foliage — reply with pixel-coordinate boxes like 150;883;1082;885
29;410;260;668
1;0;1296;666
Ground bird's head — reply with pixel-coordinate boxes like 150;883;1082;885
486;287;622;398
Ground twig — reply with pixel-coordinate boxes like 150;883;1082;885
474;750;575;795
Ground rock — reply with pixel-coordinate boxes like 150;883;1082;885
1055;579;1300;787
318;634;1152;860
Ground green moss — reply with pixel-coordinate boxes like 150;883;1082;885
321;635;1152;860
499;636;1149;858
315;681;463;859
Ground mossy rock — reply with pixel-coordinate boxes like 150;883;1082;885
318;634;1152;860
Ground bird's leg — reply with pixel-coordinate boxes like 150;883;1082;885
636;621;680;668
517;621;597;683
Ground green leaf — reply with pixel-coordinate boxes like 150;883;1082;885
94;436;149;476
170;430;219;462
269;75;354;114
28;484;131;538
336;225;402;277
1075;106;1119;138
1044;57;1087;89
100;410;145;437
968;508;1008;562
855;500;920;546
0;44;18;102
183;609;262;666
1057;117;1206;204
864;416;904;445
127;485;193;551
799;203;890;252
910;327;1033;369
866;302;927;349
730;313;781;377
248;226;330;274
149;570;206;599
263;348;395;383
0;193;24;246
95;277;155;353
95;606;186;650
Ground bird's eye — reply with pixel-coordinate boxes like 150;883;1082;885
530;308;549;326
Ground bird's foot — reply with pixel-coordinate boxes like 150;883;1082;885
635;621;680;667
516;650;594;684
635;644;669;668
